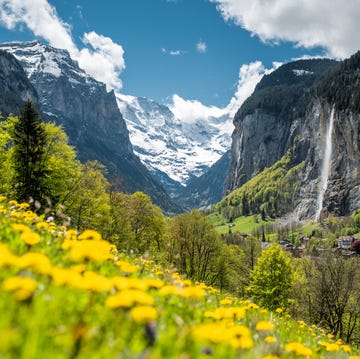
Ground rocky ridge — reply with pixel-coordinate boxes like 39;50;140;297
0;41;180;214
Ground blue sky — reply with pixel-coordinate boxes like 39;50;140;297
0;0;359;113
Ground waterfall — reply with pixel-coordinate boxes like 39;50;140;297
314;107;335;221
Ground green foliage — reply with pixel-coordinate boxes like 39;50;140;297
12;100;48;204
239;59;337;119
248;244;294;311
42;122;80;206
109;191;166;256
63;161;111;231
295;254;360;342
167;210;223;285
216;151;303;220
318;51;360;113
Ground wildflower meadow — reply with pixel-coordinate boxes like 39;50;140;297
0;196;359;358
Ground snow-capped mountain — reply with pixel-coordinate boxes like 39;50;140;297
0;40;181;213
116;93;234;193
1;40;234;203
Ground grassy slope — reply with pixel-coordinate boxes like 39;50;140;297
0;197;358;359
207;212;270;235
216;151;304;221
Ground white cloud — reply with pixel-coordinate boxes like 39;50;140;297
0;0;77;54
80;32;125;90
0;0;125;91
169;50;183;56
210;0;360;58
161;47;185;56
169;94;227;123
226;61;281;116
197;40;207;53
168;61;279;123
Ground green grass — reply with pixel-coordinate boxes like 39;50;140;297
208;212;272;235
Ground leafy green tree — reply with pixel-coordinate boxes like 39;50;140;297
125;192;165;255
64;161;111;232
42;122;81;206
106;191;135;246
296;254;360;342
167;210;223;284
12;101;48;204
0;116;16;196
248;244;293;311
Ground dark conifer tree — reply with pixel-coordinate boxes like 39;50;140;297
13;100;48;205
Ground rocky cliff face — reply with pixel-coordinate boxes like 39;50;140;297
224;57;360;219
0;50;38;116
0;41;180;213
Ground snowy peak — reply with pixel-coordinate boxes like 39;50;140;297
116;93;233;190
0;41;101;90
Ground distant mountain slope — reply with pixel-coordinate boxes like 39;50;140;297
116;93;233;193
174;151;231;210
0;41;180;214
0;50;38;116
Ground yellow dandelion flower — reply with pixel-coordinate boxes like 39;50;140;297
320;341;340;352
3;276;37;301
71;264;86;273
256;321;275;331
230;335;254;350
327;333;334;339
18;203;30;210
298;320;306;327
116;260;140;273
158;285;181;296
275;308;283;314
349;356;360;359
285;342;312;357
192;323;233;344
8;200;18;206
75;271;113;292
20;231;41;245
68;239;113;262
246;303;260;310
174;279;192;287
341;345;351;353
179;286;205;299
18;252;52;274
10;211;20;219
11;223;31;233
0;195;6;202
113;277;149;291
204;307;246;320
105;290;154;309
78;229;102;241
130;306;158;323
0;243;18;267
65;229;78;241
22;211;37;222
144;278;164;289
264;336;277;343
51;267;82;286
35;221;49;231
262;355;279;359
220;297;233;306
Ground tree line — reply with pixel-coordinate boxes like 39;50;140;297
2;101;360;345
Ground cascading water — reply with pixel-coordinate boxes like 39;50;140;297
314;106;335;221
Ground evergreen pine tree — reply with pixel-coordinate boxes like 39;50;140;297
13;100;48;204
